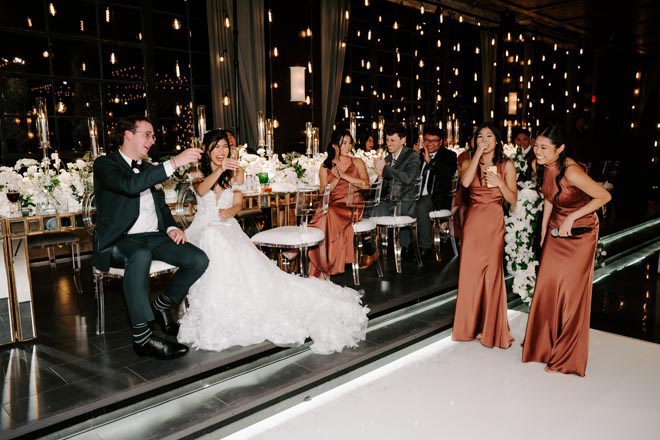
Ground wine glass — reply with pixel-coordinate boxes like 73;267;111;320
6;189;20;217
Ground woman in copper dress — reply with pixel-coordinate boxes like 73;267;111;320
309;130;370;279
522;124;611;376
452;122;518;348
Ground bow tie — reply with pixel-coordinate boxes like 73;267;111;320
131;160;144;171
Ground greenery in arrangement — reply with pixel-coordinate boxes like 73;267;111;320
280;152;306;179
504;148;543;304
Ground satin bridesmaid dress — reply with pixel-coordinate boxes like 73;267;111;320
522;162;598;376
452;161;513;349
309;161;363;277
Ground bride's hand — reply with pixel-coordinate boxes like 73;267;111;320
218;208;232;220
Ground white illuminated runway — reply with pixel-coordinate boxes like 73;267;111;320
224;310;660;440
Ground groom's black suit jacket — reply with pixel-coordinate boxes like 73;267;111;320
92;151;178;271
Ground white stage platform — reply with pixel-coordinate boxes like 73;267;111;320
225;310;660;440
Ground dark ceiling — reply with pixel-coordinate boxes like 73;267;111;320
401;0;660;57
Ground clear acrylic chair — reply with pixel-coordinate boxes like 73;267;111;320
251;186;330;277
82;191;178;335
372;177;423;273
429;172;460;261
347;180;383;285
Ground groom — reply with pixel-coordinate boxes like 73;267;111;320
93;115;209;360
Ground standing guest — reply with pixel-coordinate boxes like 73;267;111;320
415;125;457;258
93;116;209;360
522;124;611;376
372;125;421;252
513;127;535;182
308;130;369;279
452;122;517;348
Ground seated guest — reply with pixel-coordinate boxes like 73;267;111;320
360;131;376;152
309;130;370;279
372;124;421;250
92;115;209;359
415;125;457;258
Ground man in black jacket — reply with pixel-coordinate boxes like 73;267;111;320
415;126;457;258
93;116;208;360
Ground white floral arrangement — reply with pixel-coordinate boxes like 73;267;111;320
504;148;542;304
0;154;93;215
352;149;380;183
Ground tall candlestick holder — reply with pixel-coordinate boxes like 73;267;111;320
312;127;319;155
417;123;424;150
196;105;206;148
35;97;50;160
88;117;101;159
266;118;273;158
453;119;460;147
377;116;385;149
349;112;356;143
305;122;313;156
257;111;266;148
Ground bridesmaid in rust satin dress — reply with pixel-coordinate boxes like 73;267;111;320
452;122;518;348
309;130;370;279
522;125;611;376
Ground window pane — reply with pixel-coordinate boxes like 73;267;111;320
99;5;142;42
154;50;190;84
153;13;189;50
48;1;96;36
0;32;50;75
102;45;144;81
51;39;100;78
104;82;146;118
0;3;45;30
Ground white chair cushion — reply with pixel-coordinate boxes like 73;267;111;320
353;218;377;233
372;216;416;226
429;209;452;219
106;260;177;276
252;226;325;247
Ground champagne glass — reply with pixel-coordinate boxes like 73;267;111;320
6;189;20;217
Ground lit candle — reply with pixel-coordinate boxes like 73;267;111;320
507;120;512;144
305;122;313;156
454;119;459;146
257;111;266;147
35;97;50;159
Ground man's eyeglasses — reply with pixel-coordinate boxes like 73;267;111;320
423;138;441;144
133;130;157;140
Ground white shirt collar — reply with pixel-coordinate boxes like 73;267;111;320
119;150;140;167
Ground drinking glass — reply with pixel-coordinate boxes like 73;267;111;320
5;190;20;217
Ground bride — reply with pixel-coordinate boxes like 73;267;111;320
177;129;369;354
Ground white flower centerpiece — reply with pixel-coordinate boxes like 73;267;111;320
504;148;542;303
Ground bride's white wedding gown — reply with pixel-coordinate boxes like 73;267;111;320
178;187;369;354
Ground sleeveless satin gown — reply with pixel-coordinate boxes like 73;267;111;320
452;161;513;349
522;162;598;376
308;161;363;277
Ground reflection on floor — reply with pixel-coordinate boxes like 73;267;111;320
0;240;658;439
224;310;660;440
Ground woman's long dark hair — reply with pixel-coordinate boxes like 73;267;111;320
200;129;233;189
322;129;354;170
536;124;571;202
474;122;505;164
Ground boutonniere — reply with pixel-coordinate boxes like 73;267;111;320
154;183;163;191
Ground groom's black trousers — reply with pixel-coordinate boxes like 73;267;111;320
110;232;208;325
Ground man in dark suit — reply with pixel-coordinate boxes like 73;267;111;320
415;126;457;258
513;128;535;183
93;116;209;360
373;124;421;247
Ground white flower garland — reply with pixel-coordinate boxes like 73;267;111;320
504;148;542;303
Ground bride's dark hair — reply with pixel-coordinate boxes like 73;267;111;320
200;129;233;189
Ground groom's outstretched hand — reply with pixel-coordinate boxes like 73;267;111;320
168;228;187;244
173;148;203;168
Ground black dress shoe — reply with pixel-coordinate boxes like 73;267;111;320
134;335;189;360
151;304;180;336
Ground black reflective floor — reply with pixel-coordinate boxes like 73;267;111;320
1;238;658;439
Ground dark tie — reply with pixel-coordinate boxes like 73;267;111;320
131;160;144;171
392;157;397;166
